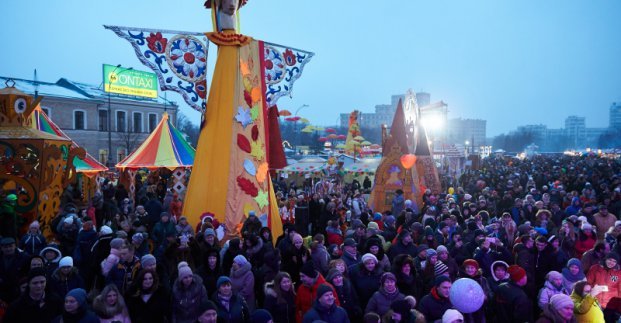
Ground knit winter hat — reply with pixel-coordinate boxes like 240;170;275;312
507;265;526;283
132;233;145;244
434;275;451;287
59;256;73;268
549;294;573;311
442;309;464;323
233;255;249;267
100;225;113;235
198;300;218;315
384;215;396;225
316;284;333;300
66;288;87;307
434;261;449;277
566;258;581;269
326;268;343;282
250;309;273;323
141;254;156;268
426;248;437;258
546;270;563;282
361;253;378;264
204;228;216;237
581;222;593;231
300;261;318;278
463;259;479;271
436;245;448;254
110;238;125;250
380;272;396;285
367;222;379;231
216;276;231;288
177;262;193;279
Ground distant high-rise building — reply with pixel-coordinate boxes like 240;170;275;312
610;102;621;129
565;116;586;147
416;92;430;107
447;118;487;149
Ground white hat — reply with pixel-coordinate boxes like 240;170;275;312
361;253;378;264
442;309;464;323
615;221;621;227
59;256;73;268
63;216;74;225
577;216;587;224
582;222;593;231
100;225;113;235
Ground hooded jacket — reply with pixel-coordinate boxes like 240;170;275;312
586;261;621;307
301;300;350;323
570;290;605;323
172;274;208;323
230;261;255;310
365;285;405;316
537;279;570;310
418;286;452;322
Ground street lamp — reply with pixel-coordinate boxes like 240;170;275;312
293;104;309;153
464;140;469;156
107;65;133;167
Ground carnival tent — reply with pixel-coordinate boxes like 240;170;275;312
116;112;195;170
31;106;107;175
343;158;381;175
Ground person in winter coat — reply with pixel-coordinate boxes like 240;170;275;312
459;259;491;322
244;232;267;270
19;220;46;256
73;219;98;287
364;236;391;272
101;237;125;277
176;216;195;237
417;276;453;322
488;260;510;295
196;248;223;297
514;236;537;298
281;233;309;285
211;276;250;323
561;258;586;294
49;256;85;298
51;288;99;323
349;253;383;310
495;265;534;323
264;272;296;323
325;268;361;321
220;238;243;277
580;242;608;274
229;255;255;311
538;270;570;310
295;262;339;323
301;284;350;323
388;229;418;260
570;281;605;323
3;268;63;323
151;212;176;248
172;262;208;323
105;243;141;294
254;248;281;307
574;224;597;259
0;237;29;302
536;293;577;323
365;272;405;316
586;252;621;308
126;269;172;323
39;244;62;278
92;284;131;323
391;254;417;297
310;234;331;275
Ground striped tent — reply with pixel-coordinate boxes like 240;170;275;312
31;106;108;175
116;112;195;170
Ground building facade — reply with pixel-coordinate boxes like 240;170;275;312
610;102;621;129
1;76;177;166
446;118;487;149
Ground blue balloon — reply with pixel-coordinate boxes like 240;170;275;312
449;278;485;314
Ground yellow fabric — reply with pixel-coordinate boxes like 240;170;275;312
184;31;238;229
571;292;605;323
268;174;283;241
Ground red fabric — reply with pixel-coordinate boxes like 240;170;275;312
574;235;596;258
327;232;344;246
586;264;621;307
237;176;259;197
267;105;287;169
295;274;340;323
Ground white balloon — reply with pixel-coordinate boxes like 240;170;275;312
449;278;485;314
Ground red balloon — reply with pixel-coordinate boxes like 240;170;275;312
400;154;417;169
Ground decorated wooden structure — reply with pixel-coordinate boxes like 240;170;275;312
0;82;83;238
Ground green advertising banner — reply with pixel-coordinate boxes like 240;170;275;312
103;64;158;98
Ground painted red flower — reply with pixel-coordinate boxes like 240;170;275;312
283;49;296;66
146;32;168;54
195;80;207;99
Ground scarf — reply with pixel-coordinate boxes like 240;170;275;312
218;293;232;311
562;267;585;282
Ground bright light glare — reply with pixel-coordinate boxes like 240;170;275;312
422;115;444;131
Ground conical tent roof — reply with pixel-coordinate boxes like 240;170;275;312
30;106;108;175
116;112;195;170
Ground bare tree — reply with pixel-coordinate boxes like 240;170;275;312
115;124;143;160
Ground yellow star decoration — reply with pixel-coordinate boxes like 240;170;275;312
254;189;269;209
251;141;264;160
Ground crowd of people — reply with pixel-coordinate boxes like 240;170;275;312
1;154;621;322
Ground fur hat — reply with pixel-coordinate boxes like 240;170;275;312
508;265;526;283
326;268;343;282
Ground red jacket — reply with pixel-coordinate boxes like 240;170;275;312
586;263;621;308
294;274;340;323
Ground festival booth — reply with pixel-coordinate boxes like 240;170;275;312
369;91;441;212
343;157;381;187
30;106;108;202
116;112;195;203
0;85;84;238
277;157;328;186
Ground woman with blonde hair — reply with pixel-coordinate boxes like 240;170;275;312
92;284;131;323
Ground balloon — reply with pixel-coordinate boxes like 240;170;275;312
448;187;455;195
449;278;485;314
400;154;417;169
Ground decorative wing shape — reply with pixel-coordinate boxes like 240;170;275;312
104;25;209;113
262;42;314;108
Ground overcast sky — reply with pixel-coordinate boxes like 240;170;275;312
2;0;620;136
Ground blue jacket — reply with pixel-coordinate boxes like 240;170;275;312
19;232;46;256
302;301;350;323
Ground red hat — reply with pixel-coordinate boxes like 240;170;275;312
507;265;526;283
463;259;479;271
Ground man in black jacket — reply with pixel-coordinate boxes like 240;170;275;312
494;265;533;323
4;268;62;323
